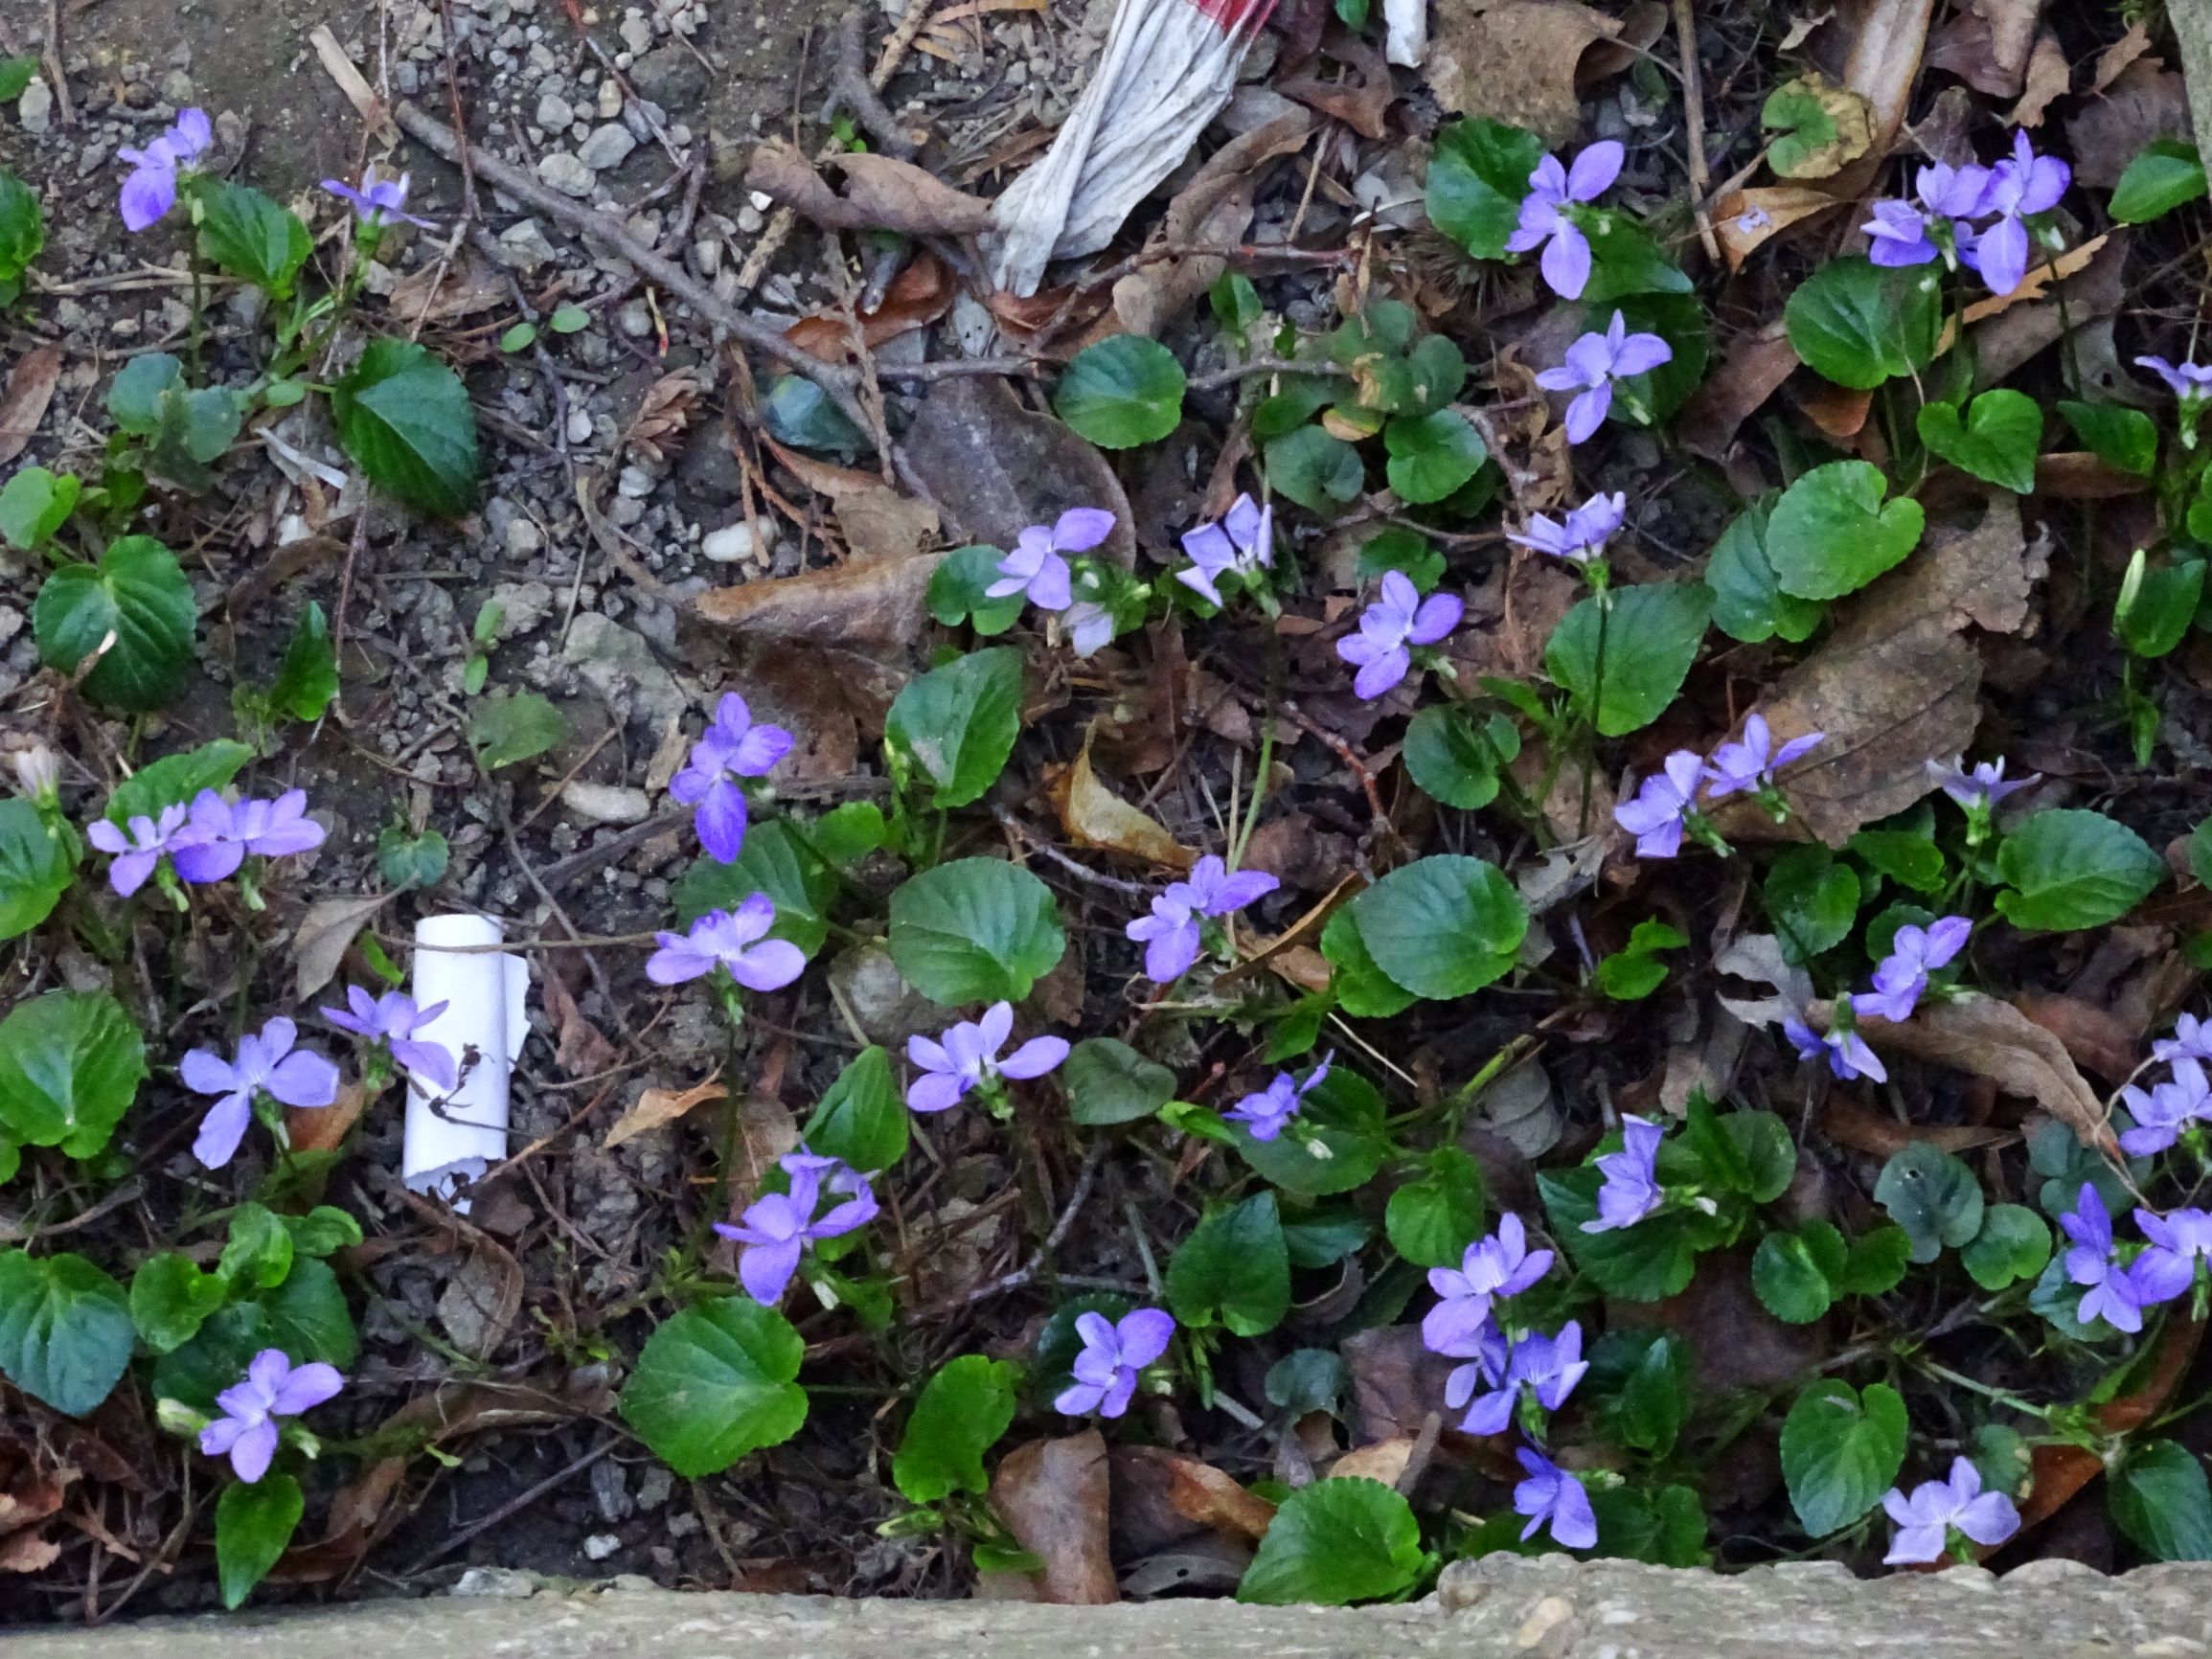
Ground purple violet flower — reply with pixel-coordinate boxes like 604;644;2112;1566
2119;1057;2212;1157
1125;853;1280;985
1176;494;1273;607
1927;755;2040;810
986;508;1116;612
1422;1213;1554;1352
644;893;807;991
1227;1052;1331;1142
169;789;327;885
904;1000;1068;1113
669;693;793;864
1702;715;1823;800
1612;750;1704;859
1881;1457;2019;1565
2138;356;2212;404
1055;1307;1176;1418
1582;1116;1664;1234
321;986;459;1093
1336;571;1463;700
2155;1013;2212;1066
1784;1016;1889;1083
1536;310;1674;444
713;1149;878;1305
2131;1206;2212;1307
1456;1320;1588;1437
86;803;189;898
198;1349;344;1484
1966;130;2069;297
1504;140;1624;300
2061;1182;2148;1333
1507;490;1626;566
1063;600;1115;657
1861;161;1991;268
1851;917;1972;1025
1514;1446;1597;1551
118;107;212;232
320;164;433;230
1436;1316;1510;1420
179;1017;342;1170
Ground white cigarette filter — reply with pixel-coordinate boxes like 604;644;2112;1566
1384;0;1427;66
401;914;531;1207
988;0;1280;296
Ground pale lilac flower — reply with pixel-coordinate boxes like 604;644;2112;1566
1967;130;2069;296
2131;1207;2212;1306
1851;917;1972;1024
986;508;1115;612
645;893;807;991
1055;1307;1175;1418
1612;750;1704;859
1514;1447;1596;1550
1927;755;2040;809
198;1350;343;1484
669;693;793;863
1064;600;1115;657
1785;1016;1888;1083
179;1016;341;1170
1227;1052;1331;1142
1125;854;1280;984
904;1000;1068;1112
1423;1214;1553;1352
2138;356;2212;404
1507;491;1626;566
1702;715;1823;799
86;803;189;898
1336;571;1462;700
1582;1116;1664;1234
1536;310;1673;444
12;746;57;806
169;789;326;884
2062;1182;2149;1333
1881;1457;2019;1565
714;1150;878;1305
2154;1013;2212;1066
1436;1317;1510;1420
1861;161;1991;268
320;164;433;230
321;986;459;1093
1176;494;1273;607
2119;1057;2212;1156
118;107;212;232
1504;140;1623;300
1456;1321;1588;1436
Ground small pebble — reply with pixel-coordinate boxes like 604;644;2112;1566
700;518;775;564
581;1533;622;1562
536;151;597;197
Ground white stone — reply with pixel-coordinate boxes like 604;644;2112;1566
535;91;574;129
536;151;597;197
16;78;52;136
565;406;596;444
560;782;653;825
700;518;776;564
577;123;636;171
505;516;545;557
580;1533;622;1561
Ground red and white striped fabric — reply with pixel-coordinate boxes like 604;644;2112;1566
988;0;1281;296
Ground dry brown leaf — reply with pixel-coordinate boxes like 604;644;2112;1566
1329;1436;1417;1486
991;1433;1117;1604
1340;1325;1460;1444
387;254;509;326
786;251;954;359
1677;326;1801;460
2090;20;2155;95
1779;8;1834;50
1713;188;1841;269
694;549;944;649
541;966;618;1079
2035;451;2152;498
1966;233;2127;386
290;894;390;1003
1819;1096;2012;1158
1955;232;2109;327
436;1241;525;1361
1278;29;1396;141
1427;0;1625;145
604;1076;723;1149
0;347;60;466
1850;991;2114;1149
2066;61;2191;189
744;139;994;237
1108;1446;1276;1547
1798;381;1873;442
1925;0;2043;97
2011;992;2138;1084
2007;30;2070;126
1613;1249;1828;1395
289;1079;371;1157
776;445;942;565
1045;743;1196;871
1827;0;1939;196
622;370;702;467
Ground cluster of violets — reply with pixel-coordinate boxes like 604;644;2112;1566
1125;854;1279;984
1861;131;2070;298
88;786;325;899
2057;1181;2212;1335
119;106;429;235
716;1146;878;1305
2118;1014;2212;1157
1783;915;1973;1086
1613;714;1825;860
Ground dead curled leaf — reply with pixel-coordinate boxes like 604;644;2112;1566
290;894;390;1003
744;138;994;237
385;253;509;326
776;445;943;565
1045;741;1196;871
1425;0;1625;145
1827;0;1939;196
288;1079;371;1157
604;1076;723;1149
1713;187;1841;270
990;1432;1117;1604
1819;1096;2011;1159
786;251;954;359
0;346;61;466
694;549;945;650
1108;1445;1276;1550
1924;0;2045;97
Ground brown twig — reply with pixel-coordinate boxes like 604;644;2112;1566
40;0;72;125
821;8;919;159
1672;0;1721;264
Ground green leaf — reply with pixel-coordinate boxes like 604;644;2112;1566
0;1250;133;1415
1917;389;2041;494
1753;1221;1848;1324
1357;527;1448;591
887;857;1065;1006
1404;334;1470;416
0;466;81;552
1762;76;1870;179
376;823;449;891
1764;846;1860;963
762;375;865;453
106;739;252;827
1319;905;1418;1018
331;337;480;517
1350;853;1527;1000
1995;809;2163;931
260;1257;358;1370
802;1046;907;1172
1054;336;1186;448
1402;704;1517;809
1251;375;1338;441
1383;410;1486;504
1425;118;1548;260
263;601;338;722
2116;552;2205;659
0;166;43;286
2109;1440;2212;1560
673;818;833;955
217;1473;305;1609
1579;215;1695;305
1238;1477;1423;1605
1765;460;1925;601
1544;582;1711;737
1596;1330;1690;1458
2059;399;2158;477
619;1296;808;1477
893;1353;1019;1503
34;534;198;711
1780;1379;1907;1536
0;59;36;102
1384;1147;1486;1268
285;1207;364;1258
195;181;311;299
1167;1192;1290;1336
1063;1037;1176;1125
1875;1143;1984;1263
0;990;146;1158
1541;1165;1722;1302
0;798;75;942
1784;256;1943;390
1839;1226;1913;1295
468;691;566;770
129;1253;227;1353
1594;918;1687;1002
218;1204;296;1292
500;321;538;352
2109;139;2207;224
1717;1108;1798;1202
549;303;590;333
1704;502;1824;645
1960;1202;2051;1291
107;352;185;432
1265;425;1364;513
925;544;1025;635
884;646;1023;808
1852;815;1947;894
1210;270;1264;335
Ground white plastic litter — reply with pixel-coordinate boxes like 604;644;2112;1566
1384;0;1427;67
988;0;1281;296
401;914;531;1208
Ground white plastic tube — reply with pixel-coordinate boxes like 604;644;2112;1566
401;914;531;1207
1385;0;1427;66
